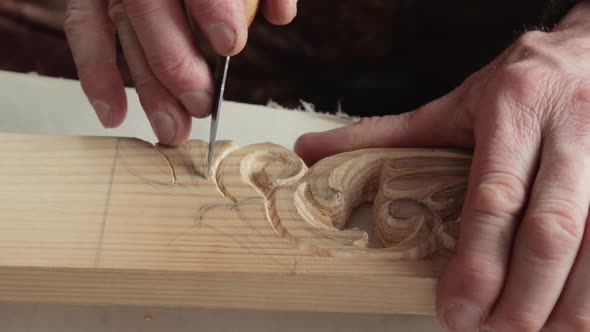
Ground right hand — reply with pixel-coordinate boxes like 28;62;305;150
65;0;297;146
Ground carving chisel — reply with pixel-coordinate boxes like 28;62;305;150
206;0;260;178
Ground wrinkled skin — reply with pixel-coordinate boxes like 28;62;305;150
68;0;590;330
296;2;590;331
64;0;297;145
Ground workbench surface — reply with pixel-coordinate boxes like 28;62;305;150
0;70;442;332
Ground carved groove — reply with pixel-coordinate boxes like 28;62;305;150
115;139;472;261
262;148;472;260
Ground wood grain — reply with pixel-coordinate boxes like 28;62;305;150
0;133;472;314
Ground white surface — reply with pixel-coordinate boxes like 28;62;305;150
0;71;350;148
0;70;443;332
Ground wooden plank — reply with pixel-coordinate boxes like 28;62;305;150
0;133;471;314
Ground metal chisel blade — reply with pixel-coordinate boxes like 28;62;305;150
206;55;230;178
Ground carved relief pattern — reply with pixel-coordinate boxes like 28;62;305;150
373;157;469;258
114;138;471;261
265;148;472;260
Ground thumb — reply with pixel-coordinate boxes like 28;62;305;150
294;90;473;165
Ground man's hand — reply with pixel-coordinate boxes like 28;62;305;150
65;0;297;146
296;2;590;331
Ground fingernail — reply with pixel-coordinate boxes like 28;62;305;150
205;23;236;54
443;302;483;332
149;112;176;145
179;91;213;118
92;101;112;128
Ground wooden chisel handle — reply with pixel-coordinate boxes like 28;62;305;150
245;0;261;26
186;0;260;44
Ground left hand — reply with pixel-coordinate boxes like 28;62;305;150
64;0;297;146
295;2;590;331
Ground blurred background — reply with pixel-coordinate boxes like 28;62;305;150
0;0;547;116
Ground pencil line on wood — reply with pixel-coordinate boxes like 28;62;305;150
95;138;120;267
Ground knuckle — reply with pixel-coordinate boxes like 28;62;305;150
471;171;526;219
455;254;505;292
63;7;87;36
121;0;159;18
569;85;590;133
505;30;547;65
131;70;157;91
440;255;505;310
492;311;542;332
573;84;590;109
524;210;583;262
551;312;590;331
187;0;239;20
515;31;547;51
107;0;126;24
147;53;196;86
495;65;548;107
187;0;218;14
548;312;590;332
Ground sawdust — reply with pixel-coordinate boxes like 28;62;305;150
266;99;360;122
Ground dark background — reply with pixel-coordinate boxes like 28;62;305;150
0;0;548;116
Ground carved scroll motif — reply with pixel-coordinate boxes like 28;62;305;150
372;157;469;258
266;148;472;260
112;138;471;261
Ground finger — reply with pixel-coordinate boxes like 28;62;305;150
64;0;127;128
262;0;298;25
294;88;473;165
555;0;590;31
482;143;590;331
122;0;214;118
545;215;590;331
436;108;541;331
185;0;249;55
2;0;64;30
109;0;191;146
